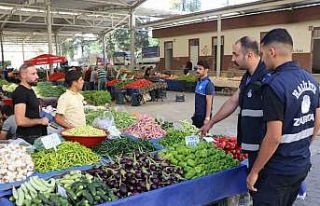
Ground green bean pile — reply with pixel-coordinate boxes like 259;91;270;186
31;142;101;173
93;136;156;158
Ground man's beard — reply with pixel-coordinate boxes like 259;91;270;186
27;81;37;86
233;61;239;67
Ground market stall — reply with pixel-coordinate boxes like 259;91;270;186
0;107;248;206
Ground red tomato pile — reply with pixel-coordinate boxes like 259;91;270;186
214;136;248;161
124;79;153;89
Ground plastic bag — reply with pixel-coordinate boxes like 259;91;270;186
92;111;121;138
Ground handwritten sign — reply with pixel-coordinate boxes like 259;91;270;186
185;135;200;147
41;133;61;150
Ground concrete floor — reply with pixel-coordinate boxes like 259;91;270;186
116;91;319;206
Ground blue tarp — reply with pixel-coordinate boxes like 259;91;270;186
1;164;247;206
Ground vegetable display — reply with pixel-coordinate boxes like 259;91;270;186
62;125;106;137
214;136;248;161
159;128;190;147
123;114;166;139
82;90;111;106
111;110;137;129
159;141;239;179
93;136;156;157
123;79;153;89
176;74;198;82
57;170;116;205
85;109;104;125
87;152;184;198
0;79;9;88
34;82;66;97
178;120;198;134
107;79;122;87
10;176;64;206
155;119;174;131
0;144;34;183
159;120;198;147
113;79;134;88
31;142;101;173
2;83;18;93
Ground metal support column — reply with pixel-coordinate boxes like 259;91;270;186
216;14;222;77
46;0;53;73
22;41;25;61
129;11;135;70
0;32;4;70
102;34;106;65
54;32;58;55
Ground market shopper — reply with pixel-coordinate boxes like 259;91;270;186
246;28;320;205
97;66;107;90
192;60;215;128
12;63;48;144
200;36;267;171
0;105;17;139
90;67;98;90
55;70;86;129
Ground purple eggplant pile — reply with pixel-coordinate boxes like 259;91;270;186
87;152;185;198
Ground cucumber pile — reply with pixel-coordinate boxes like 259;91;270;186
10;176;68;206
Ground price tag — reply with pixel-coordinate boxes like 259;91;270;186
41;133;61;150
185;135;200;147
57;185;68;198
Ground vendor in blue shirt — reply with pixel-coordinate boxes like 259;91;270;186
247;28;320;206
192;60;215;128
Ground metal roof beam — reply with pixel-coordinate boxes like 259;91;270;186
1;7;17;30
138;0;318;28
131;0;148;11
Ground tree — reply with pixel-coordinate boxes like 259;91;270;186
171;0;201;12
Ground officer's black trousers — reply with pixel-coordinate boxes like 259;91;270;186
251;166;310;206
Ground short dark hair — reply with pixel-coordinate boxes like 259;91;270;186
236;36;259;55
19;63;34;72
261;28;293;47
1;105;13;116
197;60;210;69
65;70;82;88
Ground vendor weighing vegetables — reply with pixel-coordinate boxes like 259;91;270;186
55;70;86;129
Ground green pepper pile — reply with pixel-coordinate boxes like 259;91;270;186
159;141;239;179
111;110;137;129
32;142;101;173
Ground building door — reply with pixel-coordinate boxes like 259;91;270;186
212;36;224;70
189;39;199;68
164;41;173;70
312;28;320;73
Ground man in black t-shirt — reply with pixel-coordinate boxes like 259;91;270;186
12;63;49;143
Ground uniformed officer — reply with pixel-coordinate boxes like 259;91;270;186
200;36;267;171
247;28;320;206
192;60;215;128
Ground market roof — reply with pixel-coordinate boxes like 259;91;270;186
0;0;181;43
140;0;320;29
